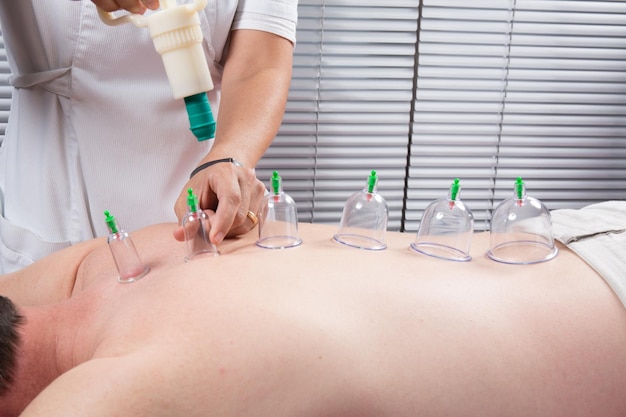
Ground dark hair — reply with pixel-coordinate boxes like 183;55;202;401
0;296;24;395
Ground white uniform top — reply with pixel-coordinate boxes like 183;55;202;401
0;0;297;272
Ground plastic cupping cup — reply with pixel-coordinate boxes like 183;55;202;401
257;171;303;249
410;178;474;262
182;189;219;261
333;170;388;251
104;211;150;283
486;177;558;264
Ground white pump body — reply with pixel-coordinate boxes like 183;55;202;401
97;0;214;100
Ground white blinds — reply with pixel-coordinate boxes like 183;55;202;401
0;29;11;144
259;0;626;232
407;0;626;230
256;1;420;230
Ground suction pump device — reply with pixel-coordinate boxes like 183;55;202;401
97;0;216;141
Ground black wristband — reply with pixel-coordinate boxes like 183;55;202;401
189;158;244;179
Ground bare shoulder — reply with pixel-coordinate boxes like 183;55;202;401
20;357;139;416
20;354;197;417
72;221;265;293
0;237;105;305
73;223;184;293
20;339;355;417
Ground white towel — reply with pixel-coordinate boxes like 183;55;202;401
551;201;626;307
552;201;626;244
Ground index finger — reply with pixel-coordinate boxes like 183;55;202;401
208;171;245;245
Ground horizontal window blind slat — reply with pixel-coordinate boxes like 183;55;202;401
0;29;9;143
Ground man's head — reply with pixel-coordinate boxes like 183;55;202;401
0;295;24;395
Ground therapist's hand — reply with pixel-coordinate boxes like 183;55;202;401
91;0;159;14
170;29;294;246
172;162;266;245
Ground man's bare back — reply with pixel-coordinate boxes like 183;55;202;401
3;222;626;416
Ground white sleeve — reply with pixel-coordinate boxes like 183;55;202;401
232;0;298;45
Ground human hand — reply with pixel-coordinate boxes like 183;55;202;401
173;161;266;245
91;0;159;14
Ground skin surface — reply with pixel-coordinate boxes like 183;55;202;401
1;222;626;417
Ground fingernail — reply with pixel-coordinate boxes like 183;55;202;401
213;232;225;245
143;0;159;10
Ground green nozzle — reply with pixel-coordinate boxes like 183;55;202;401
271;171;281;195
184;92;216;142
187;188;199;212
367;170;378;194
450;178;460;201
515;177;525;199
104;210;118;234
